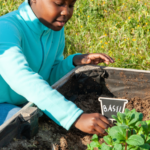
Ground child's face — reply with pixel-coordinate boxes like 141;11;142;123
30;0;76;31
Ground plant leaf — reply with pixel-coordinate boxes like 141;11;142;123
129;148;139;150
91;134;99;142
127;145;136;150
137;126;144;135
117;112;126;124
145;120;150;132
105;127;111;134
120;125;130;129
103;135;112;145
89;141;101;149
130;109;136;113
87;144;92;150
136;121;149;135
126;135;144;146
113;143;123;150
139;143;150;150
109;126;126;141
146;133;150;143
101;143;112;150
112;115;120;123
88;134;101;150
124;108;130;114
128;112;143;126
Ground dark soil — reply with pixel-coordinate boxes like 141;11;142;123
2;93;150;150
2;75;150;150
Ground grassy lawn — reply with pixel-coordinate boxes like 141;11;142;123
0;0;150;70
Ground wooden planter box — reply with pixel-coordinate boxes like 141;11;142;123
1;65;150;149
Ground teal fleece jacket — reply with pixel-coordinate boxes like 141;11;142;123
0;0;83;130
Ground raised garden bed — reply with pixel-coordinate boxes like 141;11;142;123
1;65;150;150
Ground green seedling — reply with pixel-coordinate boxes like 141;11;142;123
87;134;101;150
87;109;150;150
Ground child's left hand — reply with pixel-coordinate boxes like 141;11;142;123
73;53;115;66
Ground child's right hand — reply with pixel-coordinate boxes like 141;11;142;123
74;113;112;136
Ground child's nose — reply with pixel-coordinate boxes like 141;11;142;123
61;6;70;16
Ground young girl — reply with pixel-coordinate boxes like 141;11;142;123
0;0;114;136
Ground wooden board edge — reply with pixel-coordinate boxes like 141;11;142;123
0;102;34;131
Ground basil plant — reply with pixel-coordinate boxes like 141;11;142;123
87;109;150;150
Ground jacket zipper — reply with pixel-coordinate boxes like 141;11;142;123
38;31;45;73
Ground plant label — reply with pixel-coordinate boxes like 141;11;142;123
98;97;128;121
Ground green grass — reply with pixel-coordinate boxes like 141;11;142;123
0;0;150;70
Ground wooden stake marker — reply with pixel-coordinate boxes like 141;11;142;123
98;97;128;121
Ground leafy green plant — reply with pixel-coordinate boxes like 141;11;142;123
87;134;101;150
87;109;150;150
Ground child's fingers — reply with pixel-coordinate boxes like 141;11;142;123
98;53;114;64
94;124;108;136
87;53;114;64
73;53;115;66
99;114;113;127
94;58;103;64
100;53;114;62
96;118;109;129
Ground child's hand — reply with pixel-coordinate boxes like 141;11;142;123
74;113;113;136
73;53;114;66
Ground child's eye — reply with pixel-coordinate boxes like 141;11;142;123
55;2;63;6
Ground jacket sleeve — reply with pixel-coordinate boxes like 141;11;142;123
0;22;83;130
49;27;81;85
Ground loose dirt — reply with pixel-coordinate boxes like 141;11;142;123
1;77;150;150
